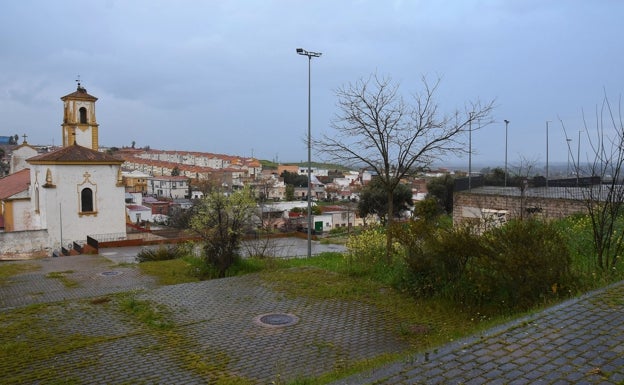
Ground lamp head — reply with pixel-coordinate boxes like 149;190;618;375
296;48;304;54
504;119;509;124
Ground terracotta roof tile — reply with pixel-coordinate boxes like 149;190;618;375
60;86;98;101
0;169;30;200
27;144;123;164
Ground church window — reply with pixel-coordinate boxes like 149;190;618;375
79;107;87;124
81;188;94;212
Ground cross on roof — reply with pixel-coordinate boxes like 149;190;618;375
22;133;27;143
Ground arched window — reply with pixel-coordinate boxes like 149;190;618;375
79;107;87;124
81;188;93;212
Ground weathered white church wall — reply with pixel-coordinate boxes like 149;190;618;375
10;145;38;174
0;230;51;255
11;199;37;231
31;163;126;247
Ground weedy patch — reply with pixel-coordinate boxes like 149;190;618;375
45;270;79;288
0;302;109;384
118;294;174;330
116;292;253;383
0;263;40;285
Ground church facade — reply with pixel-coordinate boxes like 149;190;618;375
0;84;127;255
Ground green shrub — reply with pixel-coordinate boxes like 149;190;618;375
136;245;185;262
397;220;483;297
398;218;575;313
462;219;574;311
184;254;262;280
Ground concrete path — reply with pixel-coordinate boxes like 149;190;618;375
1;252;623;384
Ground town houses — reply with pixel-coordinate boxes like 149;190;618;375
0;84;434;257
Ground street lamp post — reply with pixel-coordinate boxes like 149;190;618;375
296;47;322;258
566;138;573;176
546;120;551;188
468;112;473;190
504;119;509;187
577;130;582;186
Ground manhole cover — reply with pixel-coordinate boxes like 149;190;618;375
253;313;299;328
99;271;122;276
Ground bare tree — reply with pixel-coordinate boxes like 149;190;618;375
318;74;494;262
562;93;624;271
509;155;540;220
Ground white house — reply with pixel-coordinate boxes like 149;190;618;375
10;140;38;174
148;175;189;198
126;204;152;223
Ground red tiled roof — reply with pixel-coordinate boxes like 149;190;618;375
126;204;151;211
27;144;123;164
151;175;189;181
60;86;98;102
0;169;30;200
320;205;349;213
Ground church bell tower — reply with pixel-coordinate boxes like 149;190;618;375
60;81;99;150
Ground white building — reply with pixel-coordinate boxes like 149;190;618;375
0;83;127;254
148;175;189;198
28;84;126;247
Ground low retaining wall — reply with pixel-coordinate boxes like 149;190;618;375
0;229;51;257
98;236;201;249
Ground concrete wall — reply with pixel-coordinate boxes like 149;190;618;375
453;191;587;227
0;229;51;255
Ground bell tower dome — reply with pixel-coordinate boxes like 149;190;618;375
60;81;99;150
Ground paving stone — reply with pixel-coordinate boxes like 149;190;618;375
3;254;624;384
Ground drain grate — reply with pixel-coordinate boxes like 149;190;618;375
254;313;299;328
99;271;122;277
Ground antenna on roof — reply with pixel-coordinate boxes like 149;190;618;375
75;75;85;92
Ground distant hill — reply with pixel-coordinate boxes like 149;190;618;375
260;160;353;172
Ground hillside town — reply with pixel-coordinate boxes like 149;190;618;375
0;84;456;257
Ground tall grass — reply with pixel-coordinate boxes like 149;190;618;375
555;214;624;290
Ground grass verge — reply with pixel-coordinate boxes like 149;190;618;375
136;252;519;384
137;257;201;285
0;302;108;384
45;270;79;288
0;262;40;284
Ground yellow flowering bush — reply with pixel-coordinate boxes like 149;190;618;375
345;226;403;274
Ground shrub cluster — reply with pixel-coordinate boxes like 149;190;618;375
391;218;574;312
136;245;185;262
345;220;574;312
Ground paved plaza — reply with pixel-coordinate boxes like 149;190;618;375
1;246;623;384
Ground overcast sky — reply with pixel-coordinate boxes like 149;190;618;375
1;0;623;170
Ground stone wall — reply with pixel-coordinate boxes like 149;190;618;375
0;229;51;256
453;191;587;227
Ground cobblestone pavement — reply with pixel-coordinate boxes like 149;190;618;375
0;254;407;384
1;254;623;384
0;254;158;310
330;282;624;385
